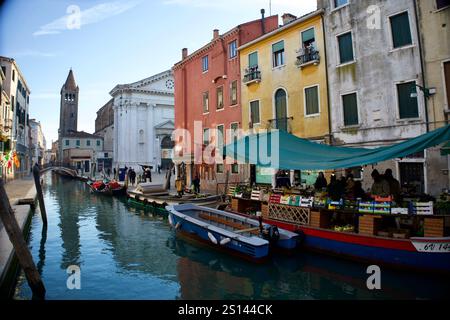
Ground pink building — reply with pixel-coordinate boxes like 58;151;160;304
173;12;278;191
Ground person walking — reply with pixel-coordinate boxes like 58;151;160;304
192;173;200;194
129;169;136;186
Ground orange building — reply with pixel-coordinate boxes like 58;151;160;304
173;12;278;190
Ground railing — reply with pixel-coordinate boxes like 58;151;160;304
243;66;261;84
296;48;320;67
268;117;293;133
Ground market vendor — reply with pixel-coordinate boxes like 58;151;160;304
370;169;390;197
384;169;402;203
314;172;328;191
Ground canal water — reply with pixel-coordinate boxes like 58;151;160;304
14;173;450;300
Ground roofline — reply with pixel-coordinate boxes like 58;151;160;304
238;9;324;52
173;15;279;69
0;56;32;93
109;69;172;96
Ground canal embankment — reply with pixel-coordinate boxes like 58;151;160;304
0;175;37;298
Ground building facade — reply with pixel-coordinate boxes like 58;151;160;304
110;70;175;174
0;66;11;180
0;56;31;179
94;98;114;171
173;13;279;191
60;131;103;174
239;10;330;187
318;0;445;196
29;119;46;166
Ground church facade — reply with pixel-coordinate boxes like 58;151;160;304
110;70;175;173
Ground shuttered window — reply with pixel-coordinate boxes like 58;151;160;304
216;86;224;110
390;12;412;48
338;32;354;64
397;82;419;119
230;81;238;105
342;93;359;126
334;0;348;8
202;55;209;72
250;101;260;124
305;86;319;115
202;91;209;113
272;41;285;67
249;52;258;67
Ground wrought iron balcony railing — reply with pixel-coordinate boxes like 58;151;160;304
243;66;261;84
296;48;320;67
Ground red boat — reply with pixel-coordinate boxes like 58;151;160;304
87;179;127;197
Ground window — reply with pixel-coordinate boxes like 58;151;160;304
202;55;209;72
334;0;348;8
230;123;239;142
390;12;412;49
65;140;69;146
305;86;319;116
1;66;5;76
231;163;239;174
275;89;288;131
342;93;359;126
203;128;210;146
12;70;15;82
216;86;224;110
203;91;209;113
397;81;419;119
217;125;224;151
216;164;224;173
76;140;80;147
272;41;285;68
229;40;237;59
337;32;354;64
250;100;260;124
86;140;91;146
105;152;109;158
230;80;238;105
97;140;101;146
302;28;316;50
437;0;450;10
249;52;258;67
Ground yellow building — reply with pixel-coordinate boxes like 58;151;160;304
239;10;330;185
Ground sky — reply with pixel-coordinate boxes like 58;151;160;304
0;0;317;146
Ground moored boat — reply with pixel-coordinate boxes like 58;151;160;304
88;179;127;197
166;204;299;261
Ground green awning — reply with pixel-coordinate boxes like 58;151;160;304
441;141;450;156
272;41;284;53
224;125;450;171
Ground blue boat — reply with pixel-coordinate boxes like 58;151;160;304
166;204;299;261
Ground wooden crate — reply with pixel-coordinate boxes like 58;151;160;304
261;203;269;219
309;210;331;229
359;215;382;236
424;217;445;238
231;198;240;212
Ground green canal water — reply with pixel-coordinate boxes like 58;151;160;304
14;173;450;300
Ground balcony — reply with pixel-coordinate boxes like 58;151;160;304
268;117;293;133
3;118;13;131
296;47;320;68
243;66;261;85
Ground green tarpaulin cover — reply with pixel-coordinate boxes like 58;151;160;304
224;125;450;170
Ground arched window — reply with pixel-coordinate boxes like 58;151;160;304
274;89;287;132
138;129;145;144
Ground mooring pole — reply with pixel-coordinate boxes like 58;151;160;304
0;178;46;299
32;164;47;226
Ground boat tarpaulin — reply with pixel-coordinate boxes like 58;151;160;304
224;124;450;170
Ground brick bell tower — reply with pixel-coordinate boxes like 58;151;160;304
59;69;79;136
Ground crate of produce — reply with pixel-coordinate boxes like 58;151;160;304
288;195;301;207
373;201;391;215
300;197;314;208
359;202;375;214
269;194;281;204
250;189;263;201
314;199;327;208
374;196;393;202
280;195;291;205
328;199;344;210
410;201;434;215
391;207;409;215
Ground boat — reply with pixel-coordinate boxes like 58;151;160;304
166;204;299;261
87;179;127;196
261;216;450;275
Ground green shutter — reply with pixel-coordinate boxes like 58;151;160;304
398;82;419;119
343;93;358;126
302;28;315;43
338;33;354;64
305;86;319;115
390;12;412;48
251;101;260;124
272;41;284;53
249;52;258;67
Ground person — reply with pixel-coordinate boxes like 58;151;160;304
175;178;185;197
353;180;366;199
276;170;291;188
113;167;117;179
327;175;344;201
345;173;356;198
192;173;200;194
145;167;152;183
384;169;401;203
158;165;161;174
314;172;327;191
129;168;136;186
107;168;111;178
370;169;390;197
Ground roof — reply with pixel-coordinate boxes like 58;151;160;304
63;69;78;91
0;56;31;93
109;70;173;96
238;9;324;52
61;131;103;139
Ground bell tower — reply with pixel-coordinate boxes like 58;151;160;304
59;69;79;136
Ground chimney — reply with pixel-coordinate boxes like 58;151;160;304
282;13;297;25
213;29;219;39
261;9;266;34
182;48;188;59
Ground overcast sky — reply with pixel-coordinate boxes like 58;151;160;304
0;0;317;145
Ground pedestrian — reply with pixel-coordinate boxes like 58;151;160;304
384;169;401;203
158;165;161;174
130;168;136;186
145;167;152;183
370;169;390;197
113;167;117;179
314;172;327;191
192;173;200;194
107;168;111;178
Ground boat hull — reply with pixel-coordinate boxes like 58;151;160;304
263;218;450;274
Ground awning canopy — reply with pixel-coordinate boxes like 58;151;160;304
224;124;450;171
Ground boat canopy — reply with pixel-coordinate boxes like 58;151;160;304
224;124;450;171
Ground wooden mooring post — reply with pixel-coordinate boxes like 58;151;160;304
0;178;46;299
32;164;47;226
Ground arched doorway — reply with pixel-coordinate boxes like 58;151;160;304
160;136;175;170
274;88;288;132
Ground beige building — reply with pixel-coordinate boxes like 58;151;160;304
94;98;114;171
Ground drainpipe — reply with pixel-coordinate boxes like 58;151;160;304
413;0;429;133
321;15;333;145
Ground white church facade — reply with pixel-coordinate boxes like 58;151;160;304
110;70;175;173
